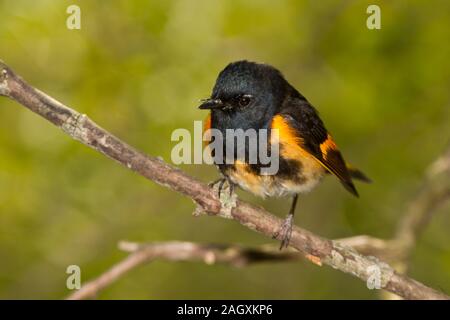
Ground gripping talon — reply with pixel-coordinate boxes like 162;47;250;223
208;177;237;218
273;214;294;250
209;177;234;199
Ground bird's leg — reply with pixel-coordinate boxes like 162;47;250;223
273;194;298;250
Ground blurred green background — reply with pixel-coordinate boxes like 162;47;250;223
0;0;449;299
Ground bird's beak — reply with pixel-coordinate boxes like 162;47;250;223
198;98;223;110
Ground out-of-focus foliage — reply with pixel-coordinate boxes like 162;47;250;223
0;0;449;299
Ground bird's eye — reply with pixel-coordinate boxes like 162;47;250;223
238;95;252;107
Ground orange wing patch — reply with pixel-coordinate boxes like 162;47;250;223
271;115;358;197
320;134;338;160
270;114;324;170
317;134;358;196
271;115;309;160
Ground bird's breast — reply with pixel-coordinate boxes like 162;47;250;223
207;113;327;198
224;156;325;198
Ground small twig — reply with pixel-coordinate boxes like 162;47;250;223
67;241;302;300
339;145;450;262
394;146;450;264
337;145;450;299
1;60;448;300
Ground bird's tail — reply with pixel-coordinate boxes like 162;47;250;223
346;164;372;183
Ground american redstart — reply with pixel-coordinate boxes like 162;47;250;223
199;60;370;249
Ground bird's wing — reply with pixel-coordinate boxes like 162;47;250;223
273;101;358;197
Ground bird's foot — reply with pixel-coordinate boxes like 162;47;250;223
208;177;236;219
209;177;234;198
273;214;294;250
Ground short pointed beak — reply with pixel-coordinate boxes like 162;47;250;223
198;98;223;110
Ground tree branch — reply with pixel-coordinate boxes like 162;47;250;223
337;146;450;272
67;241;302;300
1;60;448;300
394;146;450;264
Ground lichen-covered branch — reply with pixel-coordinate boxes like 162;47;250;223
0;60;448;300
67;241;302;300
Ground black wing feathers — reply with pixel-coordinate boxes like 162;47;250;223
279;96;358;197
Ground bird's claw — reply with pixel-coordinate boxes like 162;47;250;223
273;214;294;250
208;177;237;219
209;178;234;198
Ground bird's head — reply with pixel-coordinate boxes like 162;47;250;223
199;60;289;130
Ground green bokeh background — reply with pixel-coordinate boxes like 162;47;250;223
0;0;449;299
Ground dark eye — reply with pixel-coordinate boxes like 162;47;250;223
238;95;252;107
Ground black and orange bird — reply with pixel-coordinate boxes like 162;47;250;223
199;60;370;249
